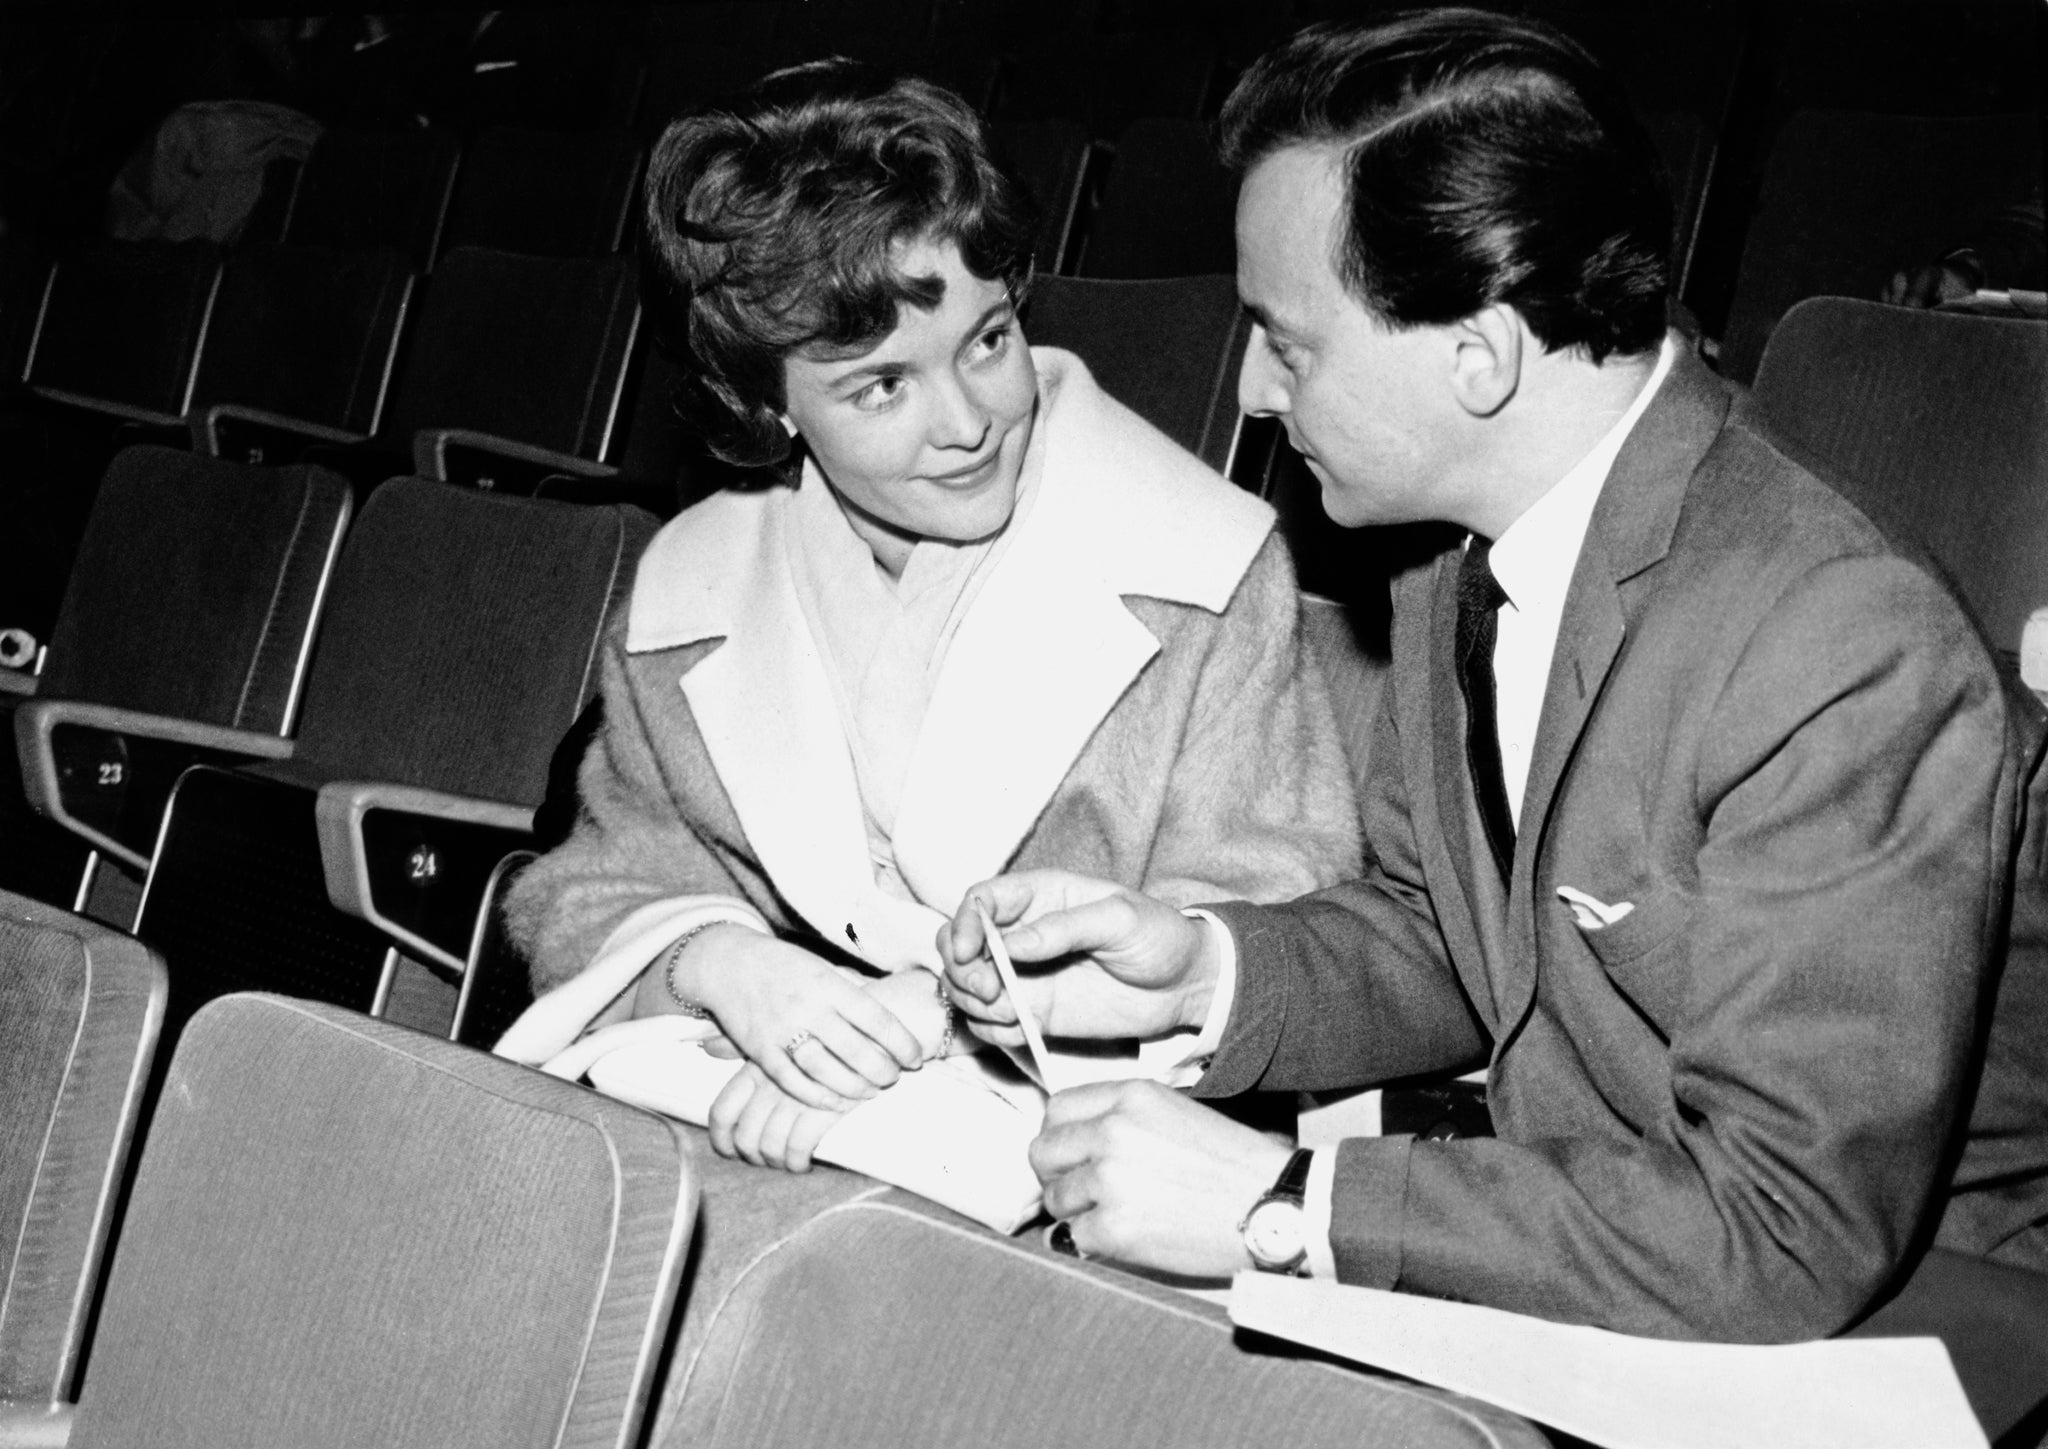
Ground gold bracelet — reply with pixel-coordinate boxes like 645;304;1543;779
660;921;731;1019
931;971;955;1062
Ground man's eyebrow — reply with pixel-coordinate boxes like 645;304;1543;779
1241;300;1288;337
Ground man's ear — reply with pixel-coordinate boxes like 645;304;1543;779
1449;304;1523;418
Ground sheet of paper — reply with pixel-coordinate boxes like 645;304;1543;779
1229;1274;1986;1449
978;904;1058;1091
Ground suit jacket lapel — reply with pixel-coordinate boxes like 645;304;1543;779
1497;344;1734;1035
1422;552;1515;1028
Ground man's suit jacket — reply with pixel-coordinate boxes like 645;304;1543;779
1202;344;2048;1342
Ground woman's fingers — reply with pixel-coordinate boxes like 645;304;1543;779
707;1066;758;1158
785;1099;837;1172
759;1037;866;1108
730;1072;786;1166
838;989;924;1070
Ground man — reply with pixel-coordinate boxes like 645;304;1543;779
941;10;2048;1346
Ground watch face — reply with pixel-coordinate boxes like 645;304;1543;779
1244;1197;1307;1270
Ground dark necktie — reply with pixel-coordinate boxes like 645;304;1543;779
1455;538;1516;883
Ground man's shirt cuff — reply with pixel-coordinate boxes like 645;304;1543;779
1132;908;1238;1085
1304;1144;1338;1278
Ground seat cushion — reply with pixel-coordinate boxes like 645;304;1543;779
671;1194;1550;1449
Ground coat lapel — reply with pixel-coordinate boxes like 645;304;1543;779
629;490;930;962
892;348;1273;909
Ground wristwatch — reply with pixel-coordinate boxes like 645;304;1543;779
1240;1147;1314;1275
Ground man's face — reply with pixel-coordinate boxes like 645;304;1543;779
1235;144;1457;528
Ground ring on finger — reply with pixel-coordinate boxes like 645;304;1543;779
783;1027;816;1055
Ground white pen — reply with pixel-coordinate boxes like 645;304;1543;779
975;904;1056;1089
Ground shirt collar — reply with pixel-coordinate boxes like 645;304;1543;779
1488;334;1676;616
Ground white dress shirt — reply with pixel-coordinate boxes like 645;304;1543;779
1227;336;1678;1278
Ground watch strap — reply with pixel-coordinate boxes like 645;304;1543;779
1269;1146;1313;1204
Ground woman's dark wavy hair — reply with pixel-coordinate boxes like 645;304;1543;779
642;59;1037;470
1219;10;1671;361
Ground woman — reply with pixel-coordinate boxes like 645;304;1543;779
497;60;1358;1172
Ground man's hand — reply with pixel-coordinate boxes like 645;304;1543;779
1030;1081;1294;1278
707;1061;845;1172
938;871;1218;1047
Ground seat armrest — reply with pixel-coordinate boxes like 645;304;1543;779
33;385;185;429
191;403;365;461
452;848;541;1048
414;428;619;490
16;701;293;871
315;780;536;975
0;1402;73;1449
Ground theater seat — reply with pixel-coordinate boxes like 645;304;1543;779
185;243;415;465
1078;118;1239;280
132;480;654;1046
330;246;642;495
1750;296;2048;651
666;1194;1550;1449
1025;272;1251;474
49;993;693;1449
24;241;221;429
1718;111;2043;383
0;893;164;1431
7;447;351;916
990;119;1093;275
439;127;644;258
1752;294;2048;1446
281;127;462;272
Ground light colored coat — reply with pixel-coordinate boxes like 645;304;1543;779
507;348;1359;996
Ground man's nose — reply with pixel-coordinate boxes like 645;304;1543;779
1238;326;1289;418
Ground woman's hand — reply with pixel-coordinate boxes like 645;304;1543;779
708;1062;845;1171
650;926;923;1110
865;968;957;1061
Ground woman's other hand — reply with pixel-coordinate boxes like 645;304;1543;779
708;1062;845;1171
645;925;924;1109
866;967;957;1061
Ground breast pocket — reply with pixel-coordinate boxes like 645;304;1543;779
1566;883;1698;1032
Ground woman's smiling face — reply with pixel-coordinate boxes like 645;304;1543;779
781;235;1038;565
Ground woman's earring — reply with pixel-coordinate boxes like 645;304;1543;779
779;414;798;438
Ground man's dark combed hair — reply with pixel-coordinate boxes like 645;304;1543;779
1219;10;1671;362
642;59;1037;469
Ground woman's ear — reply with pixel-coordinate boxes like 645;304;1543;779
1449;304;1523;419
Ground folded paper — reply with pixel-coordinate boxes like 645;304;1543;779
1229;1274;1985;1449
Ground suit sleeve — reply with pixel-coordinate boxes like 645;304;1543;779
1198;560;1493;1098
1134;530;1363;908
502;619;766;998
1213;555;2017;1340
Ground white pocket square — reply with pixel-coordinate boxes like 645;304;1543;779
1556;885;1635;931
